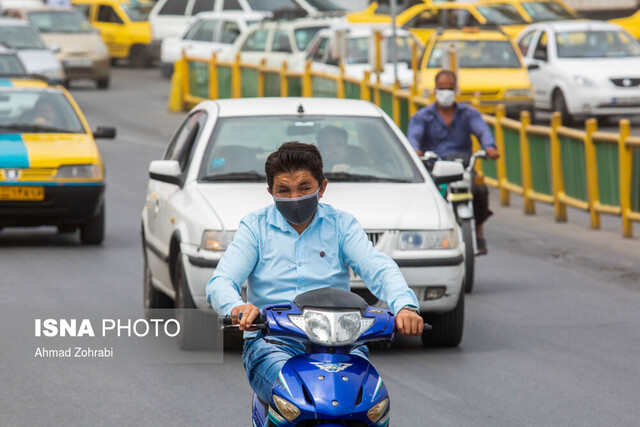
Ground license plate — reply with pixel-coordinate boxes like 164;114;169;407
348;267;363;282
64;59;93;68
0;186;44;201
611;97;640;105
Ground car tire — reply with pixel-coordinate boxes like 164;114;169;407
174;253;217;350
130;45;153;68
552;89;573;126
142;237;173;320
461;220;475;294
96;77;110;90
421;292;464;348
80;204;104;245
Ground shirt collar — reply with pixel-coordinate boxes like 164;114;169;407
266;202;327;233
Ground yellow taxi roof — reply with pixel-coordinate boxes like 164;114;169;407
434;29;510;42
0;78;52;89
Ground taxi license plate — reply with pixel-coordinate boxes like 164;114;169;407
0;186;44;201
64;59;93;68
611;97;640;105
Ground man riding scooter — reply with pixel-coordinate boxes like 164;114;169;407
206;141;423;407
407;70;500;254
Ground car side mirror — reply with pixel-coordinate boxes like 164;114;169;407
430;160;464;185
49;44;62;53
149;160;182;186
527;63;540;70
93;126;116;139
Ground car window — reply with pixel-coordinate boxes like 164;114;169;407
409;9;480;29
346;35;416;65
428;39;521;68
0;26;47;50
158;0;187;16
191;19;218;42
183;20;204;40
533;31;548;61
555;30;640;58
199;116;423;183
0;89;85;134
294;26;325;51
164;111;208;171
518;30;536;56
222;0;241;10
96;5;123;24
191;0;215;14
73;4;91;19
408;9;440;28
121;3;152;21
27;11;93;34
522;1;576;21
219;20;240;44
246;0;305;13
241;28;269;52
0;54;26;74
271;29;292;53
309;36;329;61
305;0;344;12
476;4;527;25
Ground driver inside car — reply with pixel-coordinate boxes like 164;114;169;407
206;141;423;405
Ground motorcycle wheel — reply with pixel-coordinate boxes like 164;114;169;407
461;220;475;293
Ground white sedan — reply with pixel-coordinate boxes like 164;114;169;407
141;97;466;349
516;20;640;123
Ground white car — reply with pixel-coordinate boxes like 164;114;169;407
306;24;421;88
159;11;266;78
217;16;343;69
141;97;466;349
516;20;640;123
0;18;64;83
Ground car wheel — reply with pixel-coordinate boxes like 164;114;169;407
174;253;217;350
130;45;153;68
552;90;573;126
80;204;104;245
142;240;173;320
96;77;110;90
421;292;464;348
461;220;475;294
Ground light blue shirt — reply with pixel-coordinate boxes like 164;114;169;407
206;203;419;318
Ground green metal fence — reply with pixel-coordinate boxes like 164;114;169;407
241;68;259;98
560;135;588;202
483;125;498;180
264;72;281;97
188;61;209;99
217;66;232;99
528;134;552;196
504;127;522;186
379;91;393;119
595;142;620;207
344;81;361;100
311;76;337;98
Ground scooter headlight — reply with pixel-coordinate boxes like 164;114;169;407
367;398;389;423
289;310;375;346
272;395;300;422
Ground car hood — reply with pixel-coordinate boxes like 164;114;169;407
16;50;61;73
556;57;640;79
422;67;531;91
41;33;106;57
16;133;99;168
195;182;442;231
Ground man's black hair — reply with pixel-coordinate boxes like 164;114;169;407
265;142;325;190
435;69;457;86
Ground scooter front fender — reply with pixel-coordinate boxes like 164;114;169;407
456;203;473;220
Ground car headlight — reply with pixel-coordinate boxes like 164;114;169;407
573;75;595;87
398;230;457;250
367;398;389;423
289;309;375;346
503;88;532;98
56;164;102;179
200;230;235;251
272;395;300;422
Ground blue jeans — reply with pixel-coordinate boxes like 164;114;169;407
242;335;369;404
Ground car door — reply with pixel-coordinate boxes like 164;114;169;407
239;27;270;65
267;27;294;68
94;3;129;58
183;18;219;59
146;110;208;288
528;29;553;109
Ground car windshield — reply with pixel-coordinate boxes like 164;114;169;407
121;3;152;21
199;116;423;183
0;89;85;134
346;35;416;65
304;0;345;12
522;1;576;21
428;40;521;68
27;11;93;34
555;30;640;58
0;26;47;50
294;26;326;51
246;0;305;13
476;5;527;25
0;54;26;74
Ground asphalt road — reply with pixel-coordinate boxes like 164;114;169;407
1;68;639;426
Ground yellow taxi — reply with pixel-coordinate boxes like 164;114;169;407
71;0;155;67
477;0;579;23
419;28;533;116
0;77;115;244
610;10;640;40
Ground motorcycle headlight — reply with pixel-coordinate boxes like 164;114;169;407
367;398;389;423
200;230;235;251
272;395;300;422
398;230;457;250
289;309;375;346
503;88;532;98
56;164;102;179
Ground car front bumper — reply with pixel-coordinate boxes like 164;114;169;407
564;85;640;116
62;58;110;80
0;182;104;227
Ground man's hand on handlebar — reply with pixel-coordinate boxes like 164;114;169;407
395;308;424;337
231;303;260;331
485;147;500;159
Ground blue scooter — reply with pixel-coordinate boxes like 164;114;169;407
223;287;429;426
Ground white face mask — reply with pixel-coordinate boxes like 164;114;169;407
435;89;456;108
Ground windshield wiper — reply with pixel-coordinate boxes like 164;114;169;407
0;124;75;133
200;171;266;182
324;172;411;183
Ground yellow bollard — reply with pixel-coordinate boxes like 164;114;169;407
168;58;186;112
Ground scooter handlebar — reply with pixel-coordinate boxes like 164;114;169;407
221;313;267;330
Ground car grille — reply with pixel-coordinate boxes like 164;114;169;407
0;168;56;181
610;78;640;87
365;231;384;246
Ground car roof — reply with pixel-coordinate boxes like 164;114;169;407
528;20;623;32
0;77;52;88
208;97;383;118
317;23;411;37
193;11;268;21
253;16;342;29
435;28;511;41
0;18;31;27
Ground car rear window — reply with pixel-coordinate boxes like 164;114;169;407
428;40;521;68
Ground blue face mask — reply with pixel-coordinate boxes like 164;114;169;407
273;189;319;225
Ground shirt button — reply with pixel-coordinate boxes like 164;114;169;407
298;262;302;266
